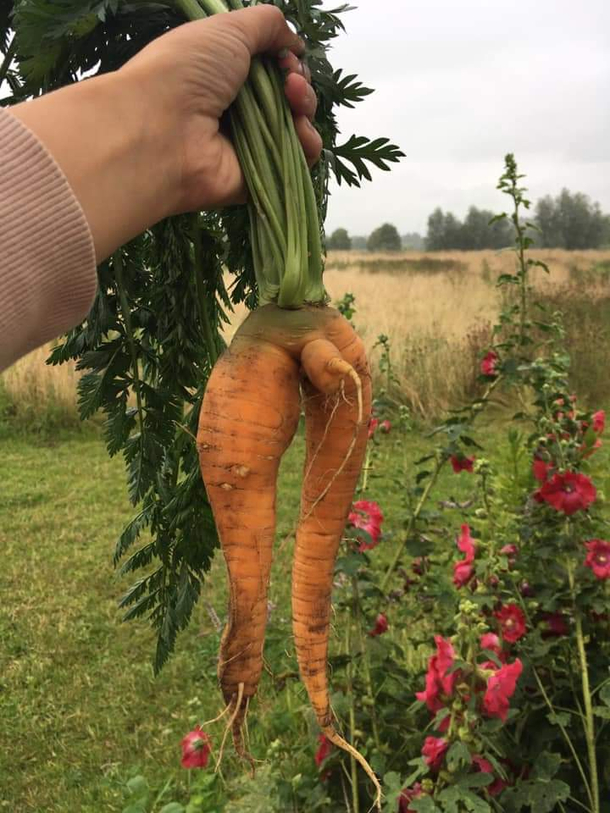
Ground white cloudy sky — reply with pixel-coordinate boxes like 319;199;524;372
323;0;610;236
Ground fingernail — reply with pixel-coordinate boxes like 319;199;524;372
278;48;289;59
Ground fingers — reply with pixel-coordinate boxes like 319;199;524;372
293;115;323;168
284;69;321;165
229;5;304;58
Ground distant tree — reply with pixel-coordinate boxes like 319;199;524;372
367;222;402;252
351;235;368;250
327;227;352;250
402;232;424;250
426;208;446;250
534;189;610;249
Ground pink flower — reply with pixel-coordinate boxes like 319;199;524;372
473;756;507;796
399;783;423;812
453;524;476;588
369;613;389;637
500;544;518;569
593;410;605;435
584;539;610;580
483;659;523;722
181;727;211;769
540;612;569;638
368;417;379;439
480;632;506;662
416;636;457;715
450;454;475;473
314;733;333;767
495;604;527;643
348;500;384;551
422;736;449;771
380;419;392;433
535;471;596;515
481;351;499;377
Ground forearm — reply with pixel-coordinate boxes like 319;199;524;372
12;67;177;263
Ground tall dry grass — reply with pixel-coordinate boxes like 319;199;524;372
0;345;82;432
3;249;610;430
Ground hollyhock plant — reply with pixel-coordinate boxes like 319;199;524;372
369;613;389;637
535;471;596;515
483;659;523;722
584;539;610;580
532;458;552;483
540;612;569;638
593;409;605;434
422;736;449;771
314;733;333;767
380;419;392;433
495;604;527;643
481;350;499;377
453;524;476;587
181;727;211;769
399;783;423;812
348;500;384;551
416;636;458;715
450;454;475;473
472;756;507;796
368;417;379;439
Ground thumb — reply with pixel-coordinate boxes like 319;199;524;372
226;5;304;58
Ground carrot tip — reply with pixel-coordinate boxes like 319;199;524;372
322;726;382;811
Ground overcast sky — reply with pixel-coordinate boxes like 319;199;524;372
323;0;610;236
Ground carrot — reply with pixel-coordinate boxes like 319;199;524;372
198;305;380;803
184;1;386;804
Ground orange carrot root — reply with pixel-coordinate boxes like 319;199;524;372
198;305;375;787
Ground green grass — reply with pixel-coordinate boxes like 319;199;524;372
2;414;609;811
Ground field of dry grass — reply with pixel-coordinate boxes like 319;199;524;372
3;249;610;428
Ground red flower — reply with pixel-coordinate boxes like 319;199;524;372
380;419;392;433
540;612;569;638
481;351;499;377
584;539;610;580
535;471;596;515
416;636;457;715
593;410;605;434
495;604;527;643
399;783;423;812
314;733;333;767
450;455;475;473
483;659;523;722
422;736;449;771
532;458;552;482
368;417;379;439
348;500;384;551
369;613;389;637
453;524;476;587
473;756;507;796
181;727;211;769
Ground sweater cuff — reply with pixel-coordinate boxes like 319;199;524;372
0;106;97;372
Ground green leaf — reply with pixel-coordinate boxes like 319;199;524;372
593;705;610;719
159;804;185;813
446;741;472;772
503;779;569;813
599;681;610;707
331;134;405;187
410;797;440;813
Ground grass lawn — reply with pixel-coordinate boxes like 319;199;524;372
1;413;608;811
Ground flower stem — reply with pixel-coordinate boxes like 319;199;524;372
381;463;443;593
568;560;600;812
345;618;360;813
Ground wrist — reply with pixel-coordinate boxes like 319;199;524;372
12;67;179;261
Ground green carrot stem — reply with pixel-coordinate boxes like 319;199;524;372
175;0;327;309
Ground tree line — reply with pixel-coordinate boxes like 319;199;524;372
328;188;610;252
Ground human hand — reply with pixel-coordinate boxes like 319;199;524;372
124;5;323;214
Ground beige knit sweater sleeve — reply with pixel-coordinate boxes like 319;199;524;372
0;106;97;372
